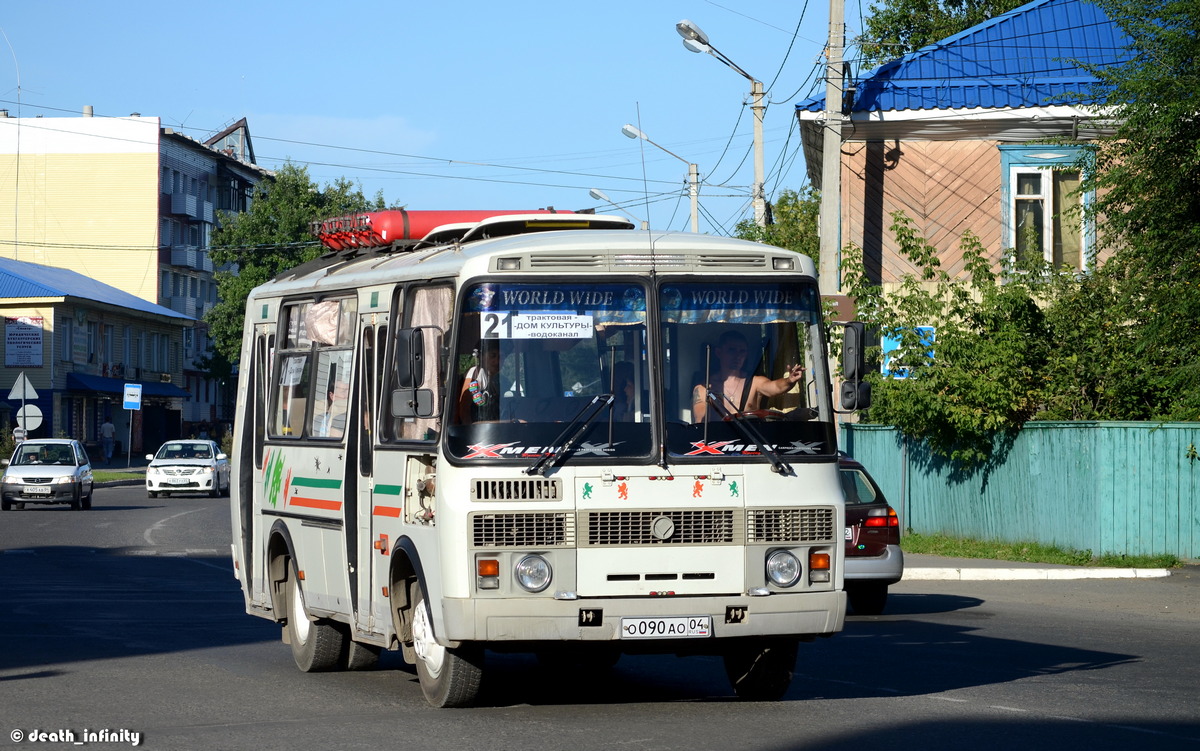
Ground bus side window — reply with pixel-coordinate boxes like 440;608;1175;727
271;353;311;437
386;284;451;442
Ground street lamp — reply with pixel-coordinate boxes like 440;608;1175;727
587;188;647;229
620;124;700;233
676;19;766;228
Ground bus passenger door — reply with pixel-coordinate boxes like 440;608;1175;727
356;317;385;634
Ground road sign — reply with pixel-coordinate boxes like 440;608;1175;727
7;371;38;401
16;404;43;431
123;383;143;411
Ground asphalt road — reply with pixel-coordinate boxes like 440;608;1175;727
1;484;1198;750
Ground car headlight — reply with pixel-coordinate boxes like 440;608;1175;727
766;550;802;588
51;475;78;485
1;474;13;484
514;555;552;593
147;467;160;476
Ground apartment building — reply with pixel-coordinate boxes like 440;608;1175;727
0;108;269;443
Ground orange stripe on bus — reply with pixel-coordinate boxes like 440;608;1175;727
373;506;402;517
290;496;343;511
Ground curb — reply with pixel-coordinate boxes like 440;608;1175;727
94;479;145;488
904;567;1172;581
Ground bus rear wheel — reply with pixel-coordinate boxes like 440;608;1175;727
723;637;798;701
411;582;482;708
285;562;345;672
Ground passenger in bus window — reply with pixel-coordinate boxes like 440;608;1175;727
316;379;351;437
457;345;501;424
692;330;803;422
611;360;636;421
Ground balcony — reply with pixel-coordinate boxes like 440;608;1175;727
170;192;197;218
164;296;200;319
170;248;214;273
169;193;214;223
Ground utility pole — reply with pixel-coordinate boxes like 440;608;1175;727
818;0;846;294
751;80;766;227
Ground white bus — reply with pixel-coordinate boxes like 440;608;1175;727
229;210;852;707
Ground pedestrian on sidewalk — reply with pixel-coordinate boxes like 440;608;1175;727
100;417;116;465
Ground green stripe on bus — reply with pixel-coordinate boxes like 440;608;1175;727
291;477;343;489
374;484;403;495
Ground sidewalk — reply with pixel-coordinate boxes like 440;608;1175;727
903;552;1174;581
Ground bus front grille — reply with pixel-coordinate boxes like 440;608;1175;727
585;509;737;546
747;507;836;543
472;512;575;548
472;478;561;502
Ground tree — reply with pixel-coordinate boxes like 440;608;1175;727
843;213;1055;466
1075;0;1200;420
206;163;385;362
857;0;1026;67
734;187;820;265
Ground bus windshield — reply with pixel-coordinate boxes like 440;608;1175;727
659;279;836;462
446;280;652;461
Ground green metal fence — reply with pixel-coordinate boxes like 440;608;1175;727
839;421;1200;559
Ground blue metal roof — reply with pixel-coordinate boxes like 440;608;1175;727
0;256;191;321
796;0;1135;113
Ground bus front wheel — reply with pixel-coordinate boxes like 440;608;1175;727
411;582;483;708
285;562;345;672
723;637;798;701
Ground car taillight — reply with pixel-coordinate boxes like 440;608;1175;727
864;507;899;527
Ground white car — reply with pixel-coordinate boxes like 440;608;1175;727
1;439;95;511
146;440;230;498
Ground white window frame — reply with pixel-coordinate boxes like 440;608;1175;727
999;145;1092;272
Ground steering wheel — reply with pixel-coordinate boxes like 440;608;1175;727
723;409;787;422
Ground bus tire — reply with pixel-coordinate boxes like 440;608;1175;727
722;637;798;701
285;562;345;672
411;582;483;708
342;629;382;671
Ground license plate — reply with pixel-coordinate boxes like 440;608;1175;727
621;616;711;639
165;478;191;485
24;486;51;496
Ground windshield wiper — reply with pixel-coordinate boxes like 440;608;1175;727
705;392;791;475
525;394;616;476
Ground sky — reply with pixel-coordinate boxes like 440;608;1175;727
0;1;865;235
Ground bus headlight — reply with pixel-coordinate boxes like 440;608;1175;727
765;550;801;588
514;555;552;593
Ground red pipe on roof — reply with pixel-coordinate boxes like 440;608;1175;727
311;209;570;249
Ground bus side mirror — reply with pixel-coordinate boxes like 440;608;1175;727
841;380;872;410
840;322;872;410
391;388;435;419
842;322;865;381
395;328;425;388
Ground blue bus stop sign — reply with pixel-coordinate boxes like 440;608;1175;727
123;383;143;411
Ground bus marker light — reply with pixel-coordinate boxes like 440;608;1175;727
373;534;389;555
297;570;305;581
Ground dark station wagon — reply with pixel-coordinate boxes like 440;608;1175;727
840;456;904;615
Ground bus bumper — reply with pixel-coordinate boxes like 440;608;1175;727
440;590;845;643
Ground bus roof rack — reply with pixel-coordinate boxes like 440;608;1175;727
282;210;635;281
